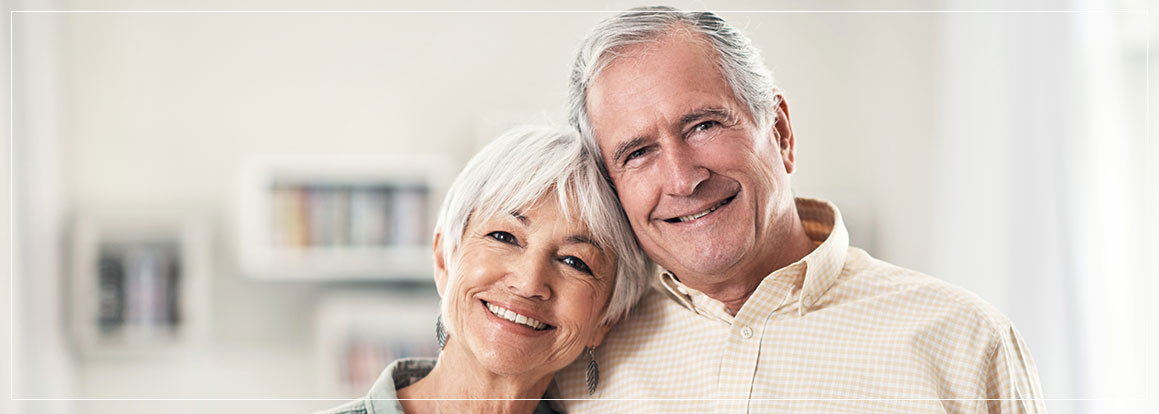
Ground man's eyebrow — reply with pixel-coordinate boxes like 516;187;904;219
509;211;528;225
608;107;730;164
610;136;647;164
680;107;730;125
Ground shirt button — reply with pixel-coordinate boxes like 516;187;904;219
740;326;753;339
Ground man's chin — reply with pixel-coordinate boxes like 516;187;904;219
658;249;748;281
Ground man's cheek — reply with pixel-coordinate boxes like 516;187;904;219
623;183;653;218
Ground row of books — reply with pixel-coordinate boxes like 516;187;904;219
338;330;440;397
97;242;183;338
270;184;430;248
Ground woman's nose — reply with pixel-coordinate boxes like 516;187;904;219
504;255;552;301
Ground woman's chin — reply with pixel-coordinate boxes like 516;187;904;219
471;346;547;377
460;336;576;379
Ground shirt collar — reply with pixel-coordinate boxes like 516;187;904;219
658;270;734;322
792;197;849;315
365;358;436;414
657;197;849;318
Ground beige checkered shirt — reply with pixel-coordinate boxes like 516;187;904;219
554;198;1045;413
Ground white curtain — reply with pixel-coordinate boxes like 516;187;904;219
934;8;1145;414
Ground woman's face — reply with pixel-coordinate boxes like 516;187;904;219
437;195;615;379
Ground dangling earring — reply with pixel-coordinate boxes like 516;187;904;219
585;346;599;395
436;314;447;350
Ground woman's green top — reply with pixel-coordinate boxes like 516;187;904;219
314;358;561;414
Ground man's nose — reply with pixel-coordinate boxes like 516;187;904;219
505;255;553;301
661;142;709;197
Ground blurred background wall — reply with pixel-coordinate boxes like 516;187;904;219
3;0;1154;413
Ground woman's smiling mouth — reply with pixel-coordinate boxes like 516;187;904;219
483;301;551;331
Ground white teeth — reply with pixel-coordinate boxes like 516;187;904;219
676;199;727;223
486;302;547;330
677;209;713;223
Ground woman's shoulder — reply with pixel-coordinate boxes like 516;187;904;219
312;357;438;414
312;398;369;414
388;358;437;389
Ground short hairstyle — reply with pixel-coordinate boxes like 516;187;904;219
433;125;652;328
567;6;779;174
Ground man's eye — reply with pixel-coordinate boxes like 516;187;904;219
624;147;648;163
487;231;518;245
560;256;592;275
692;120;720;132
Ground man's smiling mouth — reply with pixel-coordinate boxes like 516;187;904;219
664;196;736;223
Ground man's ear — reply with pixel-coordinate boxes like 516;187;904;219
771;94;797;174
432;232;448;297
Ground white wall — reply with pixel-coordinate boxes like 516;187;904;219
10;4;77;413
1;0;13;411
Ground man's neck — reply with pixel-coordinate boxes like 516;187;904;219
679;216;817;316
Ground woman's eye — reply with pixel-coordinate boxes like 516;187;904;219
560;256;592;275
486;231;518;245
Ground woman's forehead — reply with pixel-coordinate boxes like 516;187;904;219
486;195;590;232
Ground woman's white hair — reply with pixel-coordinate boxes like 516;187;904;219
567;6;780;177
433;125;652;328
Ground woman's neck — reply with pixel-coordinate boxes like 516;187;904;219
397;349;552;414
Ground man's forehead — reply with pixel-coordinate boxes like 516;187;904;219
590;74;733;141
585;32;737;154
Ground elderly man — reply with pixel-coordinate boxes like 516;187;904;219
553;7;1045;413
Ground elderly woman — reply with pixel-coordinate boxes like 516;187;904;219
318;126;651;414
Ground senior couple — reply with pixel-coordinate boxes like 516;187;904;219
321;7;1045;414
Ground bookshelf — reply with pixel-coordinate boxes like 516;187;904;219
315;290;441;397
70;212;210;357
237;155;452;280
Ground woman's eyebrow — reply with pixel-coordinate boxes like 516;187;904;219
566;235;602;250
509;211;529;225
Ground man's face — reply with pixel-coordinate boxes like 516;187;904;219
585;33;798;284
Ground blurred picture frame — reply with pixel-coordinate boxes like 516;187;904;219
69;210;211;357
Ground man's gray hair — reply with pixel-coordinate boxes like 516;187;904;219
433;125;652;328
567;6;779;171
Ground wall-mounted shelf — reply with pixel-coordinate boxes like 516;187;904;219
70;211;211;357
237;154;452;281
315;290;441;397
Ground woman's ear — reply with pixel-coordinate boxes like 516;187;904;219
588;321;613;349
432;232;448;297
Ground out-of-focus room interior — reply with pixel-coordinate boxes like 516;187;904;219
2;0;1154;413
